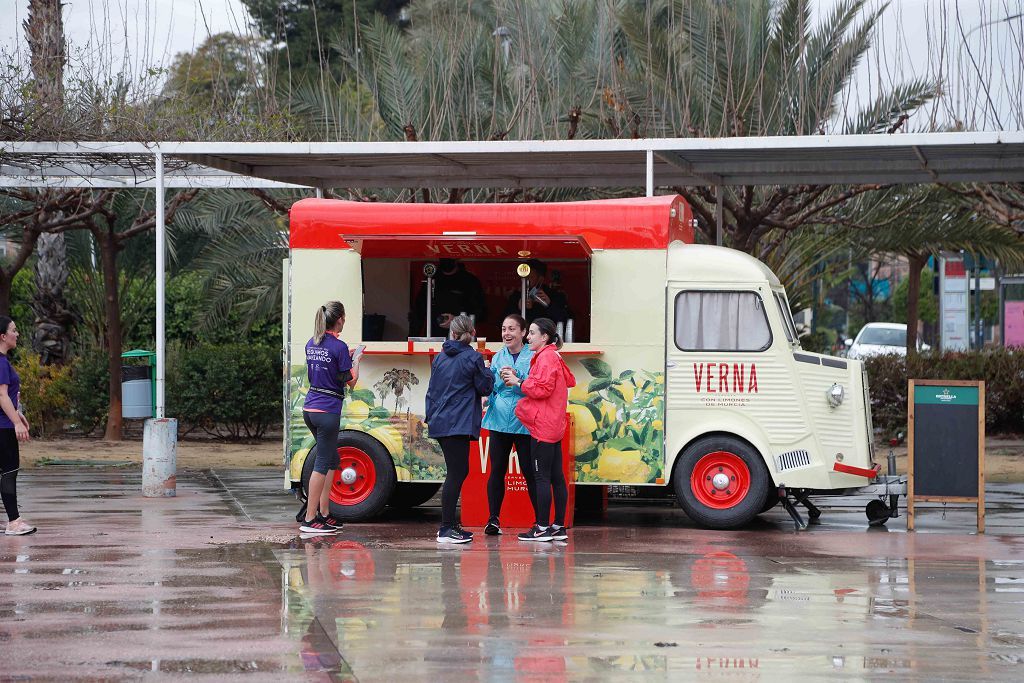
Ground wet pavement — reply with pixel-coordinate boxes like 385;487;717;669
2;468;1024;680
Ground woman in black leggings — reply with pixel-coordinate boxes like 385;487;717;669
481;314;536;535
425;315;494;543
503;318;576;543
0;316;34;536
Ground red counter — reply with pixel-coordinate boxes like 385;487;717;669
462;417;575;529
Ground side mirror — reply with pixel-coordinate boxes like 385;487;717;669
844;338;853;348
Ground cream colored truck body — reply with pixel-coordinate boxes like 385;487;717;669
285;208;896;527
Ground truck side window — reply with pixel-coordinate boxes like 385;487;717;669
674;291;772;352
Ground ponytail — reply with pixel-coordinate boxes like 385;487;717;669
532;317;562;349
448;314;475;344
313;301;346;344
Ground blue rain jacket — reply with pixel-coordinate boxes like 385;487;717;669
481;345;533;435
425;340;494;438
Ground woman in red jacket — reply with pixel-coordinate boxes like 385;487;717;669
503;317;576;542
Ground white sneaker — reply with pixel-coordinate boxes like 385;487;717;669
4;519;37;536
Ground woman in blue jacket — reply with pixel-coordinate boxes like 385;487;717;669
425;315;495;543
481;314;535;536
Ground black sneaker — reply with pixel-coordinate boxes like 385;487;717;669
517;525;555;542
484;519;502;536
549;525;569;541
299;515;338;535
321;515;344;531
437;527;473;544
453;524;474;537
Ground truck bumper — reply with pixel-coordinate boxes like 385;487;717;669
824;474;907;497
850;475;907;496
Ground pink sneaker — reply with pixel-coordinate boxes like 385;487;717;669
4;519;37;536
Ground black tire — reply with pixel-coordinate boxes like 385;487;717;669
300;430;397;521
388;482;441;509
866;499;892;526
672;435;771;530
760;488;779;514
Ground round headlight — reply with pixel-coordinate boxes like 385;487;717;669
826;383;845;408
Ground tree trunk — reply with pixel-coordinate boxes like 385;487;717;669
905;253;926;359
96;228;123;441
0;275;12;317
31;232;74;365
24;0;66;126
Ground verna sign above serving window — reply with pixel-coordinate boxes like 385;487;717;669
340;235;593;260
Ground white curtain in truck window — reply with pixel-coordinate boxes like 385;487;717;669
675;291;771;351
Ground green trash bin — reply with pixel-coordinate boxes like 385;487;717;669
122;350;156;419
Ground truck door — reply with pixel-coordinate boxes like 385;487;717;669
664;283;810;527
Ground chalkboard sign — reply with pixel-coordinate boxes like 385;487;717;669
907;379;985;532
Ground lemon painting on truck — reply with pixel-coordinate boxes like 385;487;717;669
283;196;905;529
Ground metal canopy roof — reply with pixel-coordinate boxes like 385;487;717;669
4;131;1024;189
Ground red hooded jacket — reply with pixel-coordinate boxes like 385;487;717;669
514;344;577;444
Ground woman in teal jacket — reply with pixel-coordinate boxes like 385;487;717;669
481;314;535;535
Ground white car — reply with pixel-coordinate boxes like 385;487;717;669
845;322;926;359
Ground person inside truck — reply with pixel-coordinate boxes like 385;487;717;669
409;258;487;337
505;259;571;327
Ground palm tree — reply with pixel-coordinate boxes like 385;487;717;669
379;368;419;411
839;186;1024;353
22;1;75;363
173;189;297;331
31;233;76;364
615;0;936;254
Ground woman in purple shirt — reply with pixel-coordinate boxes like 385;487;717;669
300;301;360;535
0;316;34;536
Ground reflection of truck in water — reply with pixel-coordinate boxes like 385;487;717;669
284;196;905;529
278;538;913;679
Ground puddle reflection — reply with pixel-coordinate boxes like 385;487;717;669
275;535;1024;679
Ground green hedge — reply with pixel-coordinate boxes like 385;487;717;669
68;350;110;435
865;350;1024;437
166;343;281;439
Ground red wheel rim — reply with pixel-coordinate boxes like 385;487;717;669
690;451;751;509
330;446;377;506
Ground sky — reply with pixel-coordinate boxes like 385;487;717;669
1;0;251;80
1;0;1021;131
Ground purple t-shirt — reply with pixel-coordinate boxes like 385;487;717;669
0;354;20;429
303;333;352;414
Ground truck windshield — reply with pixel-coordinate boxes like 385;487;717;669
773;291;799;345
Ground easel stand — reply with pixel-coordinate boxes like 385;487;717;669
907;379;985;533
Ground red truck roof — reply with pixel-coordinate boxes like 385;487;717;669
289;196;692;252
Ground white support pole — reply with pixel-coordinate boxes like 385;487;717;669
645;149;654;197
144;150;176;498
155;152;166;417
715;186;724;246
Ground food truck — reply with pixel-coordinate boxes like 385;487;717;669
284;196;905;529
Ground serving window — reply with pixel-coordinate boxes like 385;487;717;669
350;235;592;343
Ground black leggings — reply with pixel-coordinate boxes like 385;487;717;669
437;436;471;530
303;411;341;475
487;431;535;520
1;428;20;522
531;438;567;527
